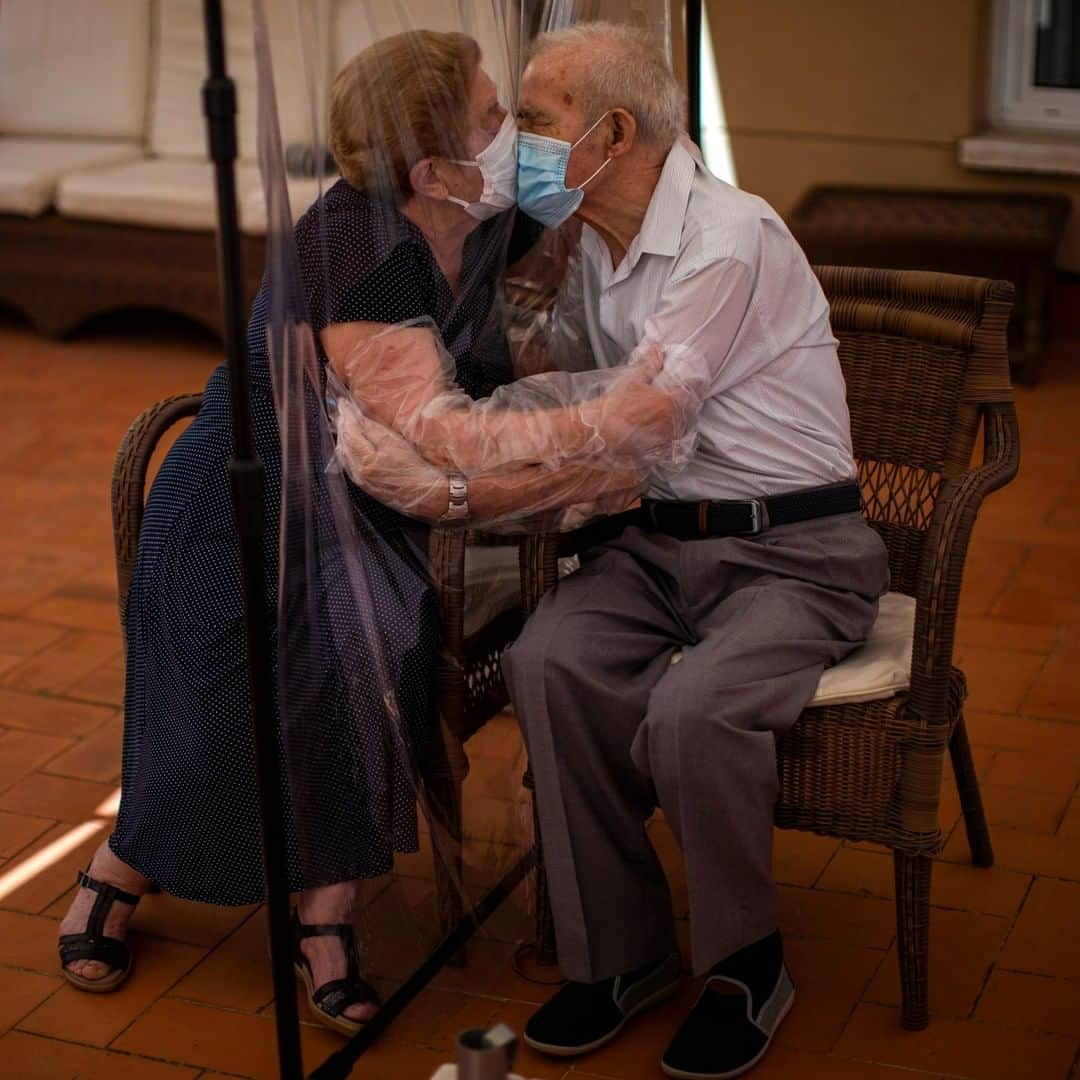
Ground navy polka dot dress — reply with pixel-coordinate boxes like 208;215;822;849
110;181;518;904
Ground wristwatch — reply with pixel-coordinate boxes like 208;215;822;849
440;472;469;522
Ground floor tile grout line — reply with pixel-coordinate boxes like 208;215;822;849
37;764;124;784
807;838;843;890
160;902;277;1015
1015;636;1069;718
0;681;122;713
1052;778;1080;835
6;1025;209;1073
0;818;69;870
1;644;125;698
966;872;1038;1023
984;539;1034;620
832;1001;1076;1077
0;809;58;859
833;922;895;1054
103;939;215;1054
0;622;78;672
0;731;120;785
2;966;65;1036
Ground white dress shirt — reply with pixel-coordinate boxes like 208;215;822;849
546;140;856;502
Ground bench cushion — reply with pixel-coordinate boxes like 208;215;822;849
56;157;325;235
0;137;143;217
0;0;151;140
150;0;329;163
240;175;326;236
57;157;260;231
462;547;580;639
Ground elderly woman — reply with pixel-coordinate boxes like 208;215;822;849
56;28;681;1036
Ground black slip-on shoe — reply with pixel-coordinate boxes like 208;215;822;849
524;952;683;1057
661;932;794;1079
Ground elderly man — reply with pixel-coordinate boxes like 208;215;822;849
502;23;890;1079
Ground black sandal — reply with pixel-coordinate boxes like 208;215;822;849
291;907;380;1036
58;869;142;993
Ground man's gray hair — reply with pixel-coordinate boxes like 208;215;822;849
528;22;685;147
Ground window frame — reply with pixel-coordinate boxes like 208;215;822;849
992;0;1080;132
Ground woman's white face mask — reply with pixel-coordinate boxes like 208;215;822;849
445;112;518;221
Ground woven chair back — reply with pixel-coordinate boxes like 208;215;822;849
815;266;1014;597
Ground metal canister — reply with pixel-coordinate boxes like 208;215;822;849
455;1023;518;1080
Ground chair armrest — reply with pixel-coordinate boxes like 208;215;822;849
112;392;203;626
430;527;538;658
429;528;468;659
467;529;524;547
518;527;599;614
907;401;1021;720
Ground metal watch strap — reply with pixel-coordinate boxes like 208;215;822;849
441;472;469;522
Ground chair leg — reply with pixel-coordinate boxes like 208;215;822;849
894;852;932;1031
523;765;557;966
949;715;994;868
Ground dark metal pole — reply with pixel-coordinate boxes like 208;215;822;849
310;848;537;1079
686;0;702;148
200;3;303;1076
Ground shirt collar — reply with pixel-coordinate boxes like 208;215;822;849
637;139;697;258
584;139;697;285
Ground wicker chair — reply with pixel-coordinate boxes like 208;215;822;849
519;266;1020;1031
110;392;524;943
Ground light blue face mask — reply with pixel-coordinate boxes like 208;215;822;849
517;112;611;229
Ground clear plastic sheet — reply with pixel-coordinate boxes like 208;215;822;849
251;0;679;1005
328;321;703;528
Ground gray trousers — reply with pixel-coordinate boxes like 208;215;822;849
502;512;890;982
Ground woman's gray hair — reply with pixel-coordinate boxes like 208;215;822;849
527;21;684;147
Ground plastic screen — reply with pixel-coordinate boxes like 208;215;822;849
249;0;686;1012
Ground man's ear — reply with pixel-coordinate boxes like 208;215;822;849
409;157;448;200
607;109;636;157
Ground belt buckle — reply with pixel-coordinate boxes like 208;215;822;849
744;497;769;536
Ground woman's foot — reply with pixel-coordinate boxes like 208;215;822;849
296;882;377;1025
57;841;149;984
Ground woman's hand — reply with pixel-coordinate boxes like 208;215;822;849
581;344;684;457
335;401;450;521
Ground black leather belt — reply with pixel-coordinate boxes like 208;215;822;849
639;481;862;541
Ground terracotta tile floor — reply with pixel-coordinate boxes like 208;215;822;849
0;302;1078;1080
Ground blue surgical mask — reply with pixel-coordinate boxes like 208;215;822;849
517;112;612;228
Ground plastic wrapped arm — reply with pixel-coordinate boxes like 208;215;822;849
321;318;703;477
333;395;643;529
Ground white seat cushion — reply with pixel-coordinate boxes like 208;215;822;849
150;0;330;163
809;592;914;707
240;174;329;236
463;548;579;639
0;137;143;217
464;547;522;639
465;557;913;704
669;591;915;708
0;0;151;140
57;157;260;231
